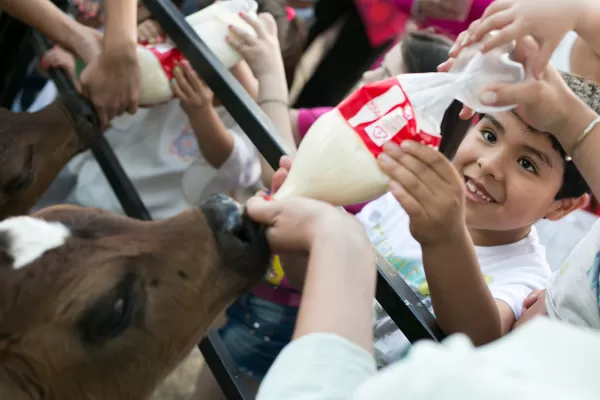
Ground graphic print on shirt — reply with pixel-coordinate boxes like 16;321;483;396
368;222;433;312
587;251;600;306
368;222;494;314
169;124;200;161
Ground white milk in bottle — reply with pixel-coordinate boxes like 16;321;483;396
185;0;258;68
273;40;525;206
273;78;440;206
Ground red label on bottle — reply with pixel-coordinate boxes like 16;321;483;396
337;77;441;157
142;42;186;81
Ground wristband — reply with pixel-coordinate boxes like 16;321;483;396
258;98;289;107
569;116;600;158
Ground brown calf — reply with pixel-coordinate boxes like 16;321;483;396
0;195;269;399
0;94;86;220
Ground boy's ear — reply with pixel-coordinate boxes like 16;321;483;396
545;193;590;221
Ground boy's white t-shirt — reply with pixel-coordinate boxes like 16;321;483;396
546;218;600;329
355;192;551;366
67;100;261;219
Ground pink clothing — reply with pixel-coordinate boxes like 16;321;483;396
392;0;493;39
296;107;369;215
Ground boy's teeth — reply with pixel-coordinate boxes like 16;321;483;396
466;179;493;203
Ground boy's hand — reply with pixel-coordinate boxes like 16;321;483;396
449;0;587;78
377;141;466;247
226;12;284;79
138;19;164;44
74;0;103;28
171;60;214;114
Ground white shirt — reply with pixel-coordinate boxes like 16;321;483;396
550;31;578;73
257;318;600;400
546;218;600;329
67;100;261;219
356;192;551;366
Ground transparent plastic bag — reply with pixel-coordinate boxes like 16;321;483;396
274;39;526;206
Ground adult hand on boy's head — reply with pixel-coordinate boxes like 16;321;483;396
377;140;467;247
246;195;363;253
477;37;599;148
448;0;584;78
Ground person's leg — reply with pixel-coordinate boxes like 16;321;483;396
192;293;299;399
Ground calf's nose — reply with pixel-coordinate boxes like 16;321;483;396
199;194;270;255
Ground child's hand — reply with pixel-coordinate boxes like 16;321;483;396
226;12;284;79
171;60;214;114
138;18;164;44
40;45;77;83
74;0;103;28
450;0;586;78
377;141;466;247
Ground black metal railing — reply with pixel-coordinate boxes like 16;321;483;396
0;0;445;398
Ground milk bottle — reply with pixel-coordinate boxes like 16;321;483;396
134;0;258;106
273;40;526;206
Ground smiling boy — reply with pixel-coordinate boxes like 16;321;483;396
365;72;593;367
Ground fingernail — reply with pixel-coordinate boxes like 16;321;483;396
264;194;273;201
389;180;404;193
225;35;230;41
173;66;180;74
479;90;497;105
239;11;245;17
400;140;415;149
449;44;456;55
382;142;399;153
461;33;469;47
378;153;393;165
149;38;156;44
170;78;176;85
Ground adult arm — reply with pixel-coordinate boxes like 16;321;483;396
0;0;97;61
574;1;600;59
103;0;138;51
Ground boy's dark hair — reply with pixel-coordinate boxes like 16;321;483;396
400;30;473;159
553;72;599;199
196;0;306;86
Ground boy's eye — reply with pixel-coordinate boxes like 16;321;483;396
518;158;538;174
480;129;497;143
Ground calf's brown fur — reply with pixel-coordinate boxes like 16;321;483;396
0;94;85;219
0;199;269;399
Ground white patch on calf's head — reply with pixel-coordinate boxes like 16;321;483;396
0;216;70;269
